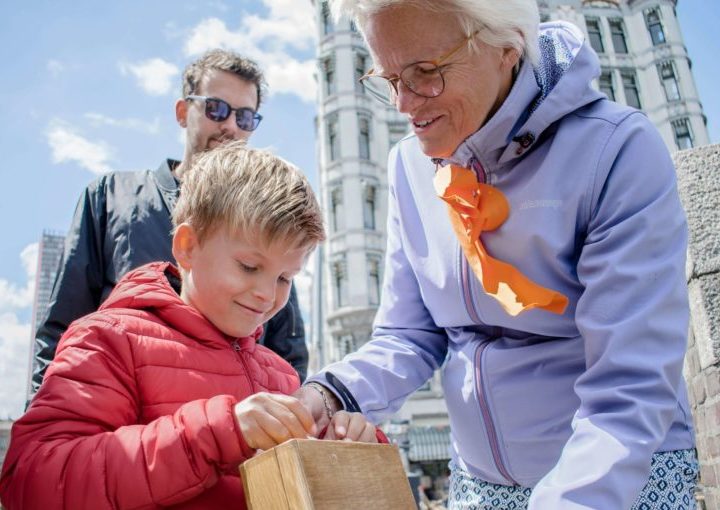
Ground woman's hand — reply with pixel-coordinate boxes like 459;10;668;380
234;392;317;450
323;411;378;443
292;383;342;432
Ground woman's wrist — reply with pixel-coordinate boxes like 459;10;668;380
305;382;342;421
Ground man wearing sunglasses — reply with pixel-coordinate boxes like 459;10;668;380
32;49;309;395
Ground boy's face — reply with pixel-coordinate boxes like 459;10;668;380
173;224;308;339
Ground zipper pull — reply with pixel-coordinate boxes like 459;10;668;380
231;340;241;351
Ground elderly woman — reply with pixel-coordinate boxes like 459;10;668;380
297;0;697;508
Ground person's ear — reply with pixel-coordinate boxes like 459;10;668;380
172;223;198;270
176;98;188;128
501;46;521;72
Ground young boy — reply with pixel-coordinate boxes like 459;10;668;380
0;142;380;509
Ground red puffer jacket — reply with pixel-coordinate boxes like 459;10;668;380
0;262;301;509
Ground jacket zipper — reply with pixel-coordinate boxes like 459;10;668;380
459;156;486;324
474;342;518;485
289;299;297;337
460;254;482;324
231;339;255;391
466;157;516;485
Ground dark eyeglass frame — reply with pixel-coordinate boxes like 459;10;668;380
359;31;479;106
185;95;263;132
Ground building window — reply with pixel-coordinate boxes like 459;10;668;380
363;182;376;230
327;116;340;161
367;255;381;306
355;53;367;94
645;7;666;46
599;70;615;101
321;1;333;35
586;18;604;54
609;19;628;54
330;184;344;232
332;257;349;308
658;61;680;101
322;57;336;97
621;71;641;109
358;116;371;160
350;20;357;33
672;118;693;150
338;334;355;357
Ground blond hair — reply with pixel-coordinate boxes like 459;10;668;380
173;141;325;251
330;0;540;65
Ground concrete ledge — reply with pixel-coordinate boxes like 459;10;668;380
674;144;720;370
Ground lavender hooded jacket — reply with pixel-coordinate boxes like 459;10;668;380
311;21;695;508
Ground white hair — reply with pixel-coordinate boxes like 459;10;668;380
329;0;540;65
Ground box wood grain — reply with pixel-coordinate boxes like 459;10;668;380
240;439;415;509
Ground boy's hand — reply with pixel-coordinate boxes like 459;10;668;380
234;393;317;450
323;411;378;443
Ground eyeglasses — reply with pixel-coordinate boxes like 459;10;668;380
359;31;479;106
186;95;263;132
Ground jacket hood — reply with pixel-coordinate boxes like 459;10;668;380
100;261;262;348
441;21;604;169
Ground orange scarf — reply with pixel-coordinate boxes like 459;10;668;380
434;164;568;316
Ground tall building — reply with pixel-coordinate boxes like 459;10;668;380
540;0;709;149
26;231;65;399
310;0;709;495
309;0;451;488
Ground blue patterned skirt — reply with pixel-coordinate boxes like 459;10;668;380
448;449;699;509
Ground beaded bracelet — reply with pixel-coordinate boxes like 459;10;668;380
305;382;335;421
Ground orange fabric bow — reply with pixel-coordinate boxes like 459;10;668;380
434;164;568;316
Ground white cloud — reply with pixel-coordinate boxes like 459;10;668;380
84;112;161;134
0;313;32;419
0;244;37;311
47;59;65;77
183;0;317;103
118;58;180;96
265;59;317;103
0;243;38;419
244;1;315;51
47;120;114;175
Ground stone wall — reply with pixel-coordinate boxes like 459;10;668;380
674;144;720;509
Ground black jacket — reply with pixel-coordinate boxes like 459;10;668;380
33;160;308;391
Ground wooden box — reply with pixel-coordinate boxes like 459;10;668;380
240;439;416;509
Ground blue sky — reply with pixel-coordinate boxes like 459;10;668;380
0;1;718;419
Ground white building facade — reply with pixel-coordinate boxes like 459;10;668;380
310;0;709;489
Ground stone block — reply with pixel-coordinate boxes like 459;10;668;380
693;378;707;407
673;145;720;277
700;463;717;488
706;367;720;397
688;275;720;369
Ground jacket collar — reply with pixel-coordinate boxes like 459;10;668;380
438;59;541;171
436;21;602;173
153;159;181;214
101;261;263;351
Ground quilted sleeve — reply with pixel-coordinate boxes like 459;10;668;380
0;316;253;510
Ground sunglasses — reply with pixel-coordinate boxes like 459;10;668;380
186;95;262;132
